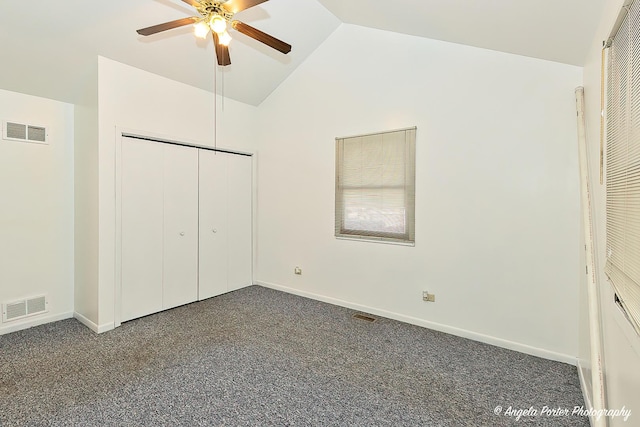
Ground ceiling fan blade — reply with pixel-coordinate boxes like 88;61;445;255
222;0;268;14
137;17;199;36
232;21;291;54
213;32;231;66
181;0;200;7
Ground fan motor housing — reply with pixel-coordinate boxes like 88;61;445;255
197;1;234;21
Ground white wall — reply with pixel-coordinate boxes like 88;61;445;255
93;57;258;331
582;0;640;423
255;24;583;363
0;89;75;334
74;58;99;328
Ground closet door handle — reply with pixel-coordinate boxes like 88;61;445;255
212;229;217;234
180;232;185;236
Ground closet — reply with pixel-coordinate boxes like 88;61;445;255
119;136;252;323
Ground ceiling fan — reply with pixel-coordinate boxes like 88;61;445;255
137;0;292;66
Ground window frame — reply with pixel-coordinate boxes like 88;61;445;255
334;127;416;246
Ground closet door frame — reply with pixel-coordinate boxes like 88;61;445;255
114;129;254;329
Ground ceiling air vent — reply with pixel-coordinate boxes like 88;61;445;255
3;121;48;144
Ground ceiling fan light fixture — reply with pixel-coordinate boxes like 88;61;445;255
219;30;232;46
210;15;227;34
136;0;292;67
194;21;210;39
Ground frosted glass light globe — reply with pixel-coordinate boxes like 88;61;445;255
210;16;227;34
219;31;232;46
194;21;210;39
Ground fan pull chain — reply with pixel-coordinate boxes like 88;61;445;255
221;64;225;111
214;60;217;153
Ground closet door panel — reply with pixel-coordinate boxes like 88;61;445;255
120;138;164;322
227;154;252;291
163;144;199;309
198;150;228;299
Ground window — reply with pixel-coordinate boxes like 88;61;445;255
605;0;640;335
335;127;416;245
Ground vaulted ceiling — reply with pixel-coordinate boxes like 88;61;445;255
0;0;605;106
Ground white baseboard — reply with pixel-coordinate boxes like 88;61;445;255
256;281;578;366
74;312;114;334
0;311;74;336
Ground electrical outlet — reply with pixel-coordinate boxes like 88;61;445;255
422;291;435;302
294;267;302;275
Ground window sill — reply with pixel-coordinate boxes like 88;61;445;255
609;282;640;358
335;236;415;247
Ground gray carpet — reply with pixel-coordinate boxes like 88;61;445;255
0;285;588;426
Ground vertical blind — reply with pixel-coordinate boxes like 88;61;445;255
335;127;416;244
606;0;640;335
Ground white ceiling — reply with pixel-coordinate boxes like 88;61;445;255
317;0;607;67
0;0;605;107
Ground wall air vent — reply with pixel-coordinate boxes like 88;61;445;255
2;295;48;323
3;121;48;144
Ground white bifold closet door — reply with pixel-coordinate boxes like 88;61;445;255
121;138;198;322
199;150;252;299
163;144;199;308
226;153;252;292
